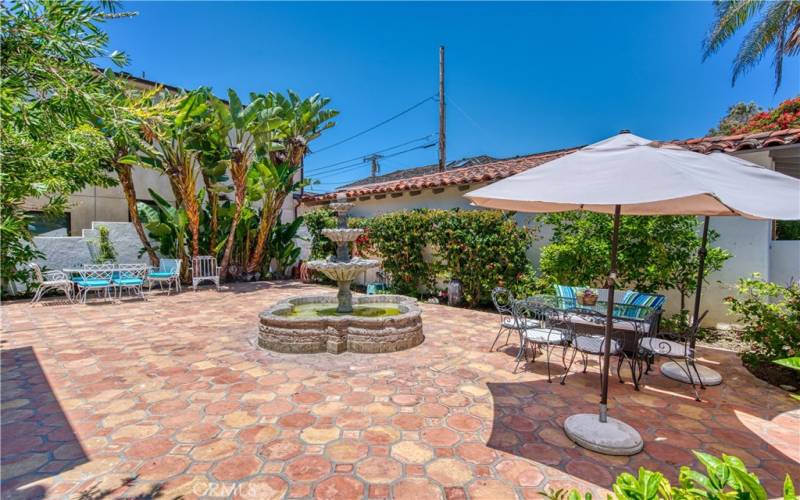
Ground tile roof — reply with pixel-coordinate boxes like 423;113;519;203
301;128;800;205
338;155;498;189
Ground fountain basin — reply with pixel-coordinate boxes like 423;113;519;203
321;228;364;243
306;258;379;282
258;295;423;354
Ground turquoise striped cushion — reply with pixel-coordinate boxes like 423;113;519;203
622;291;665;318
148;272;173;278
554;284;577;299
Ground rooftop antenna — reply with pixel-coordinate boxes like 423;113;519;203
365;154;383;182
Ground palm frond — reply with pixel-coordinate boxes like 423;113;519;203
703;0;766;60
731;0;793;90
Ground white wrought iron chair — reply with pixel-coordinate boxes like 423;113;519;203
192;256;220;291
147;258;182;294
75;265;115;303
113;264;147;300
28;263;73;304
511;299;571;382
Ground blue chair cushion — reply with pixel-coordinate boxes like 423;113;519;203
114;278;143;286
75;279;111;287
148;272;174;278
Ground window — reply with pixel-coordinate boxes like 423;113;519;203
775;220;800;241
26;211;71;236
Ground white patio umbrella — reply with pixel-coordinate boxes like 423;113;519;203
465;131;800;455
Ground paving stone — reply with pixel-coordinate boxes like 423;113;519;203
2;282;796;500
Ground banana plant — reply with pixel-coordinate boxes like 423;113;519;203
136;188;187;261
266;217;303;278
208;89;281;280
243;91;337;274
138;88;210;260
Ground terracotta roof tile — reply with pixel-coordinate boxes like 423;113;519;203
301;128;800;205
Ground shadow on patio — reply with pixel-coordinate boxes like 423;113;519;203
1;346;88;499
485;347;800;497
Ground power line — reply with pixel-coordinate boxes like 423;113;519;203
308;142;437;179
310;95;436;155
305;134;437;174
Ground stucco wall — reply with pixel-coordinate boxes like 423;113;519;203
33;221;151;273
769;240;800;287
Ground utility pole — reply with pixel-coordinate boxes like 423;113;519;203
438;45;446;173
365;154;382;182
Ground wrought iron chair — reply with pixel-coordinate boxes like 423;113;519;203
511;299;570;381
27;263;73;304
148;258;182;294
490;288;540;352
638;310;709;401
75;265;115;303
114;264;147;300
560;308;645;387
192;256;220;291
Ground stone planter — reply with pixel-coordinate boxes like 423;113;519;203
258;295;424;354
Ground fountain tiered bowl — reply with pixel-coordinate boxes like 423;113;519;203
257;197;423;354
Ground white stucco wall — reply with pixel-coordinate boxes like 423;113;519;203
33;221;152;273
769;240;800;287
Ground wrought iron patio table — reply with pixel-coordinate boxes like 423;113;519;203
519;294;657;389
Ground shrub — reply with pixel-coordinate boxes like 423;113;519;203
429;210;534;307
725;275;800;365
302;208;337;260
92;225;117;263
537;212;729;315
355;210;439;297
543;450;796;500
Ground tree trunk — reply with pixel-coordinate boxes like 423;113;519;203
201;171;219;256
116;162;159;266
218;172;246;280
246;194;285;274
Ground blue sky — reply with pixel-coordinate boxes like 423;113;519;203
105;2;799;192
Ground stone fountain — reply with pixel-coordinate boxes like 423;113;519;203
257;195;423;354
307;200;378;313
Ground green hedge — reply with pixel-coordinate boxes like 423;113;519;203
304;208;534;306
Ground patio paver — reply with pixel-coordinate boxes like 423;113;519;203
1;281;797;499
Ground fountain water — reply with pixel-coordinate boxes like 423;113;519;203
257;195;424;354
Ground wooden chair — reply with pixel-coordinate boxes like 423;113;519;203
192;256;220;291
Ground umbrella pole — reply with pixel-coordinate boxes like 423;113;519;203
599;204;621;422
691;216;710;345
662;215;723;387
563;205;643;456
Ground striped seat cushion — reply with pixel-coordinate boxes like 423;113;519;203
148;272;174;278
621;291;665;318
74;279;111;287
114;278;143;286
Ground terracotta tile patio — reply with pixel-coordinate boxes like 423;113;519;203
1;282;797;499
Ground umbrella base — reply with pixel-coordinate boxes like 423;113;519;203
661;361;722;386
564;413;643;456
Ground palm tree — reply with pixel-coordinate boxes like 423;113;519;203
703;0;800;92
209;89;273;280
139;89;208;262
243;91;337;274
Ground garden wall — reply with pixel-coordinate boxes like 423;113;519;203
33;221;151;272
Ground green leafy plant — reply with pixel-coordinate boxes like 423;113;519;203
1;0;132;293
267;218;303;278
430;210;534;307
137;189;187;261
543;451;796;500
91;225;117;264
725;275;800;365
537;212;729;321
303;208;337;260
